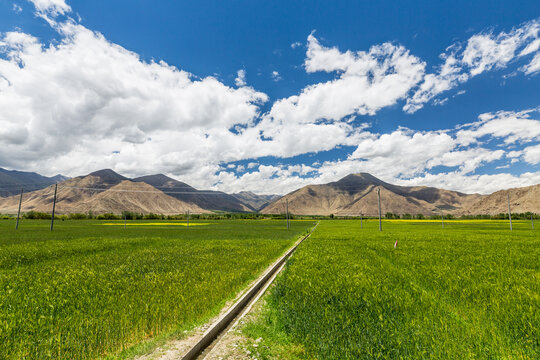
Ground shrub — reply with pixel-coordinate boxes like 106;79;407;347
24;211;51;220
122;211;143;220
96;213;120;220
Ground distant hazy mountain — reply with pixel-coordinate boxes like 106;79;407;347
133;174;253;212
231;191;281;211
0;168;68;197
261;173;486;216
50;174;71;183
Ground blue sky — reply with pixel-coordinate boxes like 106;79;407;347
0;0;539;194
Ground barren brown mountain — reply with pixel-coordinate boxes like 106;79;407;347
261;173;538;216
1;170;538;216
0;170;208;215
0;171;118;213
76;181;209;214
460;184;540;215
133;174;253;212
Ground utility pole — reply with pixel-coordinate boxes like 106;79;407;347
507;192;512;231
187;209;190;228
360;213;363;229
377;188;382;232
50;184;58;231
286;199;290;230
124;212;127;229
532;214;534;230
15;188;23;230
441;213;444;228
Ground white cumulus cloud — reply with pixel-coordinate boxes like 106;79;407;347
291;41;302;49
0;2;538;195
235;69;246;86
456;109;540;146
271;70;282;81
405;18;540;113
0;22;269;179
265;34;425;128
521;52;540;74
522;144;540;164
12;3;23;13
28;0;70;15
394;171;540;194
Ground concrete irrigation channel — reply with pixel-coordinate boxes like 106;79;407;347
181;221;320;360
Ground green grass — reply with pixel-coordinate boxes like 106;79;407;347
243;219;539;359
0;219;315;359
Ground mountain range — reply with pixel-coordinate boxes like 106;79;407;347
0;168;69;197
260;173;539;216
0;168;538;216
133;174;255;212
0;168;276;215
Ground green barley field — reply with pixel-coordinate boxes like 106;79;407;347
0;219;315;359
244;219;539;359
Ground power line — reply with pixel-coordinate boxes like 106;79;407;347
0;185;246;196
58;185;234;195
0;182;239;193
